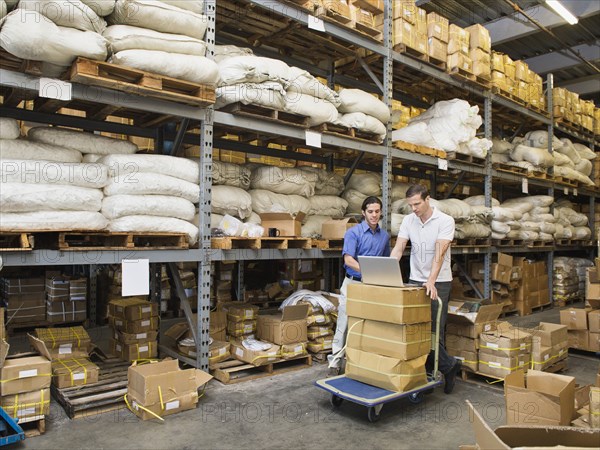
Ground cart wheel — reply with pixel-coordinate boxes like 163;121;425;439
408;392;424;404
367;406;381;423
330;395;343;408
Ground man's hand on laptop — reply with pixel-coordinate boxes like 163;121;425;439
423;280;437;300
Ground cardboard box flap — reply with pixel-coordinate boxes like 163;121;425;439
0;339;9;368
467;400;510;450
281;304;309;321
505;370;526;389
27;335;52;361
164;322;189;345
322;217;357;226
448;301;502;324
259;212;306;221
195;369;213;387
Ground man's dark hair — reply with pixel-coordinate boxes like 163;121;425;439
361;196;382;212
405;184;430;200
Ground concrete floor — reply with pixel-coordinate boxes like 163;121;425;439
14;301;600;449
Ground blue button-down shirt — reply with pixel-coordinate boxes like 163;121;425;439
342;220;391;279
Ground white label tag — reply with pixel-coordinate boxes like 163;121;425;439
484;324;491;332
136;333;147;339
521;178;528;193
218;348;226;356
58;347;72;355
294;345;302;353
573;188;578;196
488;342;499;350
489;361;501;368
73;372;85;381
116;344;122;352
116;320;123;327
307;15;325;32
563;187;568;195
59;343;72;349
474;248;480;253
139;345;149;352
235;347;243;357
141;307;151;314
17;407;36;417
165;400;180;411
437;158;448;170
19;369;38;379
141;320;150;327
544;354;549;361
39;77;72;101
463;186;470;195
520;343;526;350
305;130;322;148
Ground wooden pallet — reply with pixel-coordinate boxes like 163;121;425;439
211;237;311;250
19;416;46;438
491;87;527;107
314;122;382;143
0;49;48;77
353;21;383;42
459;368;504;389
426;54;447;70
210;354;312;384
221;102;310;128
69;58;215;106
527;103;549;117
51;357;131;419
491;239;524;247
493;163;528;176
283;0;321;15
43;231;188;250
0;232;33;251
448;66;476;82
453;238;490;247
542;358;568;373
319;3;353;24
555;297;583;308
526;240;553;248
553;176;578;188
446;151;485;166
310;238;344;250
393;139;446;158
393;44;428;63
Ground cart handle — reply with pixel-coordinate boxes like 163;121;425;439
432;296;443;380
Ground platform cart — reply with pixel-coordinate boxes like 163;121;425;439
315;296;444;422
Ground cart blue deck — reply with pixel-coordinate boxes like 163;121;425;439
315;375;442;407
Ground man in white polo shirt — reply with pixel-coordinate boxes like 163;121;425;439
391;184;461;394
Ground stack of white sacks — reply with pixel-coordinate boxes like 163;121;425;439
491;131;596;185
215;45;389;141
392;99;492;157
488;195;591;242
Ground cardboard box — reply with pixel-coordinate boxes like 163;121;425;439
0;388;50;419
505;370;575;426
480;323;532;357
210;311;227;341
446;334;478;353
347;284;430;325
1;277;45;294
5;299;46;324
0;351;51;396
491;52;504;72
307;325;333;340
589;332;600;352
530;344;553;371
587;310;600;332
230;342;280;366
45;276;70;301
320;217;358;239
586;268;600;300
393;18;414;48
280;342;307;360
491;264;511;285
227;320;256;337
447;301;502;339
109;316;159;334
478;352;529;378
114;329;158;346
346;348;427;392
259;212;305;237
34;326;91;360
257;304;309;345
450;349;478;372
426;12;449;42
560;308;588;330
347;317;431;360
591;386;600;428
51;358;99;388
46;299;86;323
465;400;600;450
428;37;447;61
111;339;157;362
531;322;568;347
127;359;212;420
448;24;470;55
447;53;472;72
226;304;259;322
465;24;491;52
567;330;588;350
108;298;158;321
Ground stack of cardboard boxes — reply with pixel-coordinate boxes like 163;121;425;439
108;298;159;361
305;299;335;355
31;327;99;389
1;276;46;326
225;303;259;342
447;24;471;74
350;0;384;41
479;322;532;378
345;284;431;392
514;258;549;315
212;261;235;306
45;275;87;325
256;304;309;361
529;323;569;371
426;12;449;64
279;259;324;293
178;269;198;309
465;24;491;80
390;1;427;56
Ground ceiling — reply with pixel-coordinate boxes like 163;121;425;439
416;0;600;105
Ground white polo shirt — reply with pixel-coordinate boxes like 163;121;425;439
398;206;455;282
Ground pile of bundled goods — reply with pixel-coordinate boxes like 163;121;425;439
553;87;596;134
0;275;46;326
554;257;595;306
108;298;159;361
45;273;87;324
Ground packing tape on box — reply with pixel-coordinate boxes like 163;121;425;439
124;394;165;422
478;359;528;373
348;362;425;378
0;372;53;385
133;342;154;360
7;390;49;418
529;351;565;370
347;330;431;346
45;327;86;349
281;343;307;359
56;358;88;387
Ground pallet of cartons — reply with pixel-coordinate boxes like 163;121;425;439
211;237;312;250
210;354;312;384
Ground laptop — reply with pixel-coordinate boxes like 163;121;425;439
357;256;404;287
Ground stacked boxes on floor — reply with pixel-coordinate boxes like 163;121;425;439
529;323;568;371
469;253;514;306
225;304;259;343
345;284;431;392
561;267;600;352
479;322;532;378
0;340;51;421
0;277;46;326
426;12;449;63
212;261;235;306
45;275;87;324
178;269;198;310
514;258;549;315
32;327;99;389
159;266;171;314
279;259;324;296
108;298;159;361
465;24;491;80
447;24;471;73
305;300;335;355
257;304;309;360
446;301;503;373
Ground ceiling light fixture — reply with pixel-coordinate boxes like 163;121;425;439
545;0;579;25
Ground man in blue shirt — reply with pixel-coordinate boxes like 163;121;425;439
328;196;390;376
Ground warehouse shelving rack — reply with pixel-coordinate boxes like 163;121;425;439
0;0;597;369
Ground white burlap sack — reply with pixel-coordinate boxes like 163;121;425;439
108;215;198;244
510;144;554;168
572;143;596;160
491;207;518;222
0;0;6;18
341;189;367;214
0;159;108;188
82;154;103;163
301;215;331;238
29;127;137;155
391;198;409;214
0;211;107;231
462;137;492;158
431;198;472;219
104;173;199;203
554;165;594;186
391;122;437;148
574;158;592;176
556;138;582;164
524;130;562;150
98;154;198;183
390;213;406;237
102;194;195;220
250;166;317;197
301;167;344;196
539;232;554;241
0;118;20;139
18;0;107;33
334;113;386;142
308;196;348;218
521;221;541;232
539;222;556;235
110;50;218;84
1;182;102;212
213;160;251;189
213;45;253;62
215;82;286;110
212;185;252;219
218;56;291;86
288;67;340;106
161;0;203;13
464;196;500;207
210;213;224;229
245;212;261;224
80;0;115;16
391;182;412;201
491;138;512;154
109;0;208;39
455;223;490;239
103;25;207;55
249;190;310;215
338;89;390;123
0;139;82;163
283;93;338;127
345;173;381;196
491;221;510;234
491;231;507;240
573;226;591;239
0;11;107;66
553;151;575;167
492;153;510;164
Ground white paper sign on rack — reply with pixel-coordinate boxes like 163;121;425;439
437;158;448;171
521;178;528;194
573;188;578;196
307;15;325;32
122;259;150;296
305;130;322;148
39;78;72;101
564;187;569;195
